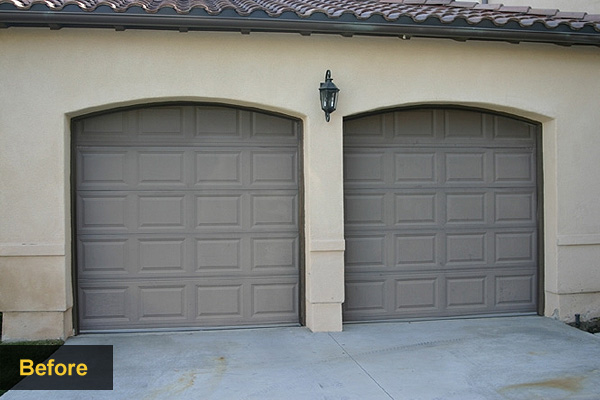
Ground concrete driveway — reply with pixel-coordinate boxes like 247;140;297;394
4;316;600;400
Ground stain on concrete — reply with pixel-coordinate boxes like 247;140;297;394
143;370;198;400
499;375;584;399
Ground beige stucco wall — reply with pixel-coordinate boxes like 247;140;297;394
1;27;599;340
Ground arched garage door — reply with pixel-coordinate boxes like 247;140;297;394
74;105;301;331
343;108;539;321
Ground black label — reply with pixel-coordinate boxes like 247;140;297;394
0;345;113;390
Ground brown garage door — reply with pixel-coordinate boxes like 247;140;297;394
74;105;301;331
343;108;539;321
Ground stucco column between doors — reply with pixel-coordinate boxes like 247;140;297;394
304;116;345;332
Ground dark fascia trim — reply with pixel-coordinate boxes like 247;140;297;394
1;10;599;46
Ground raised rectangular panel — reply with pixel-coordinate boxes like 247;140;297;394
252;195;296;227
196;195;241;227
196;239;240;270
252;283;297;315
252;113;295;137
446;233;486;264
445;110;483;138
446;153;485;182
446;193;485;223
345;194;385;225
495;117;533;140
252;152;296;184
139;286;186;319
80;287;128;319
345;281;386;311
494;153;533;182
139;108;182;135
197;285;242;316
395;193;436;224
138;152;185;185
396;234;436;265
81;196;127;229
345;235;385;267
394;110;434;137
344;153;384;183
495;193;534;223
196;107;238;136
196;152;241;184
395;153;436;183
344;115;384;137
446;277;486;307
496;275;534;305
495;232;534;262
139;239;184;272
80;151;127;185
395;278;437;310
138;196;184;228
82;113;124;134
80;239;127;273
252;238;296;270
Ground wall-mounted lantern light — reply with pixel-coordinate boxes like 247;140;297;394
319;70;339;122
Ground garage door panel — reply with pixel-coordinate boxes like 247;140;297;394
444;109;485;138
495;116;534;140
138;195;186;229
251;281;298;318
344;280;387;313
197;284;243;318
196;194;242;229
445;152;486;183
196;107;240;137
493;151;535;184
395;193;437;225
446;276;488;309
445;233;487;266
344;108;538;321
251;151;297;185
79;238;129;275
79;194;129;231
80;112;127;136
79;286;131;322
252;113;297;138
395;152;437;184
195;151;242;185
78;150;129;187
495;273;535;307
138;151;186;186
395;234;438;266
344;151;386;184
494;192;536;224
446;192;487;224
196;238;242;271
345;193;386;226
251;237;298;271
139;285;187;321
75;105;300;331
345;234;387;268
251;194;297;228
138;238;186;273
393;109;436;137
395;277;439;311
139;108;184;136
495;230;536;264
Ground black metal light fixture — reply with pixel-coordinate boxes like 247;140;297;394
319;70;339;122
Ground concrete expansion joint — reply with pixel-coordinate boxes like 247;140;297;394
328;333;395;400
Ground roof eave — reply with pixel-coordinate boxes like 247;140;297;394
1;11;599;46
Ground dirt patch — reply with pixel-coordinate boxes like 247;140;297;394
568;316;600;334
